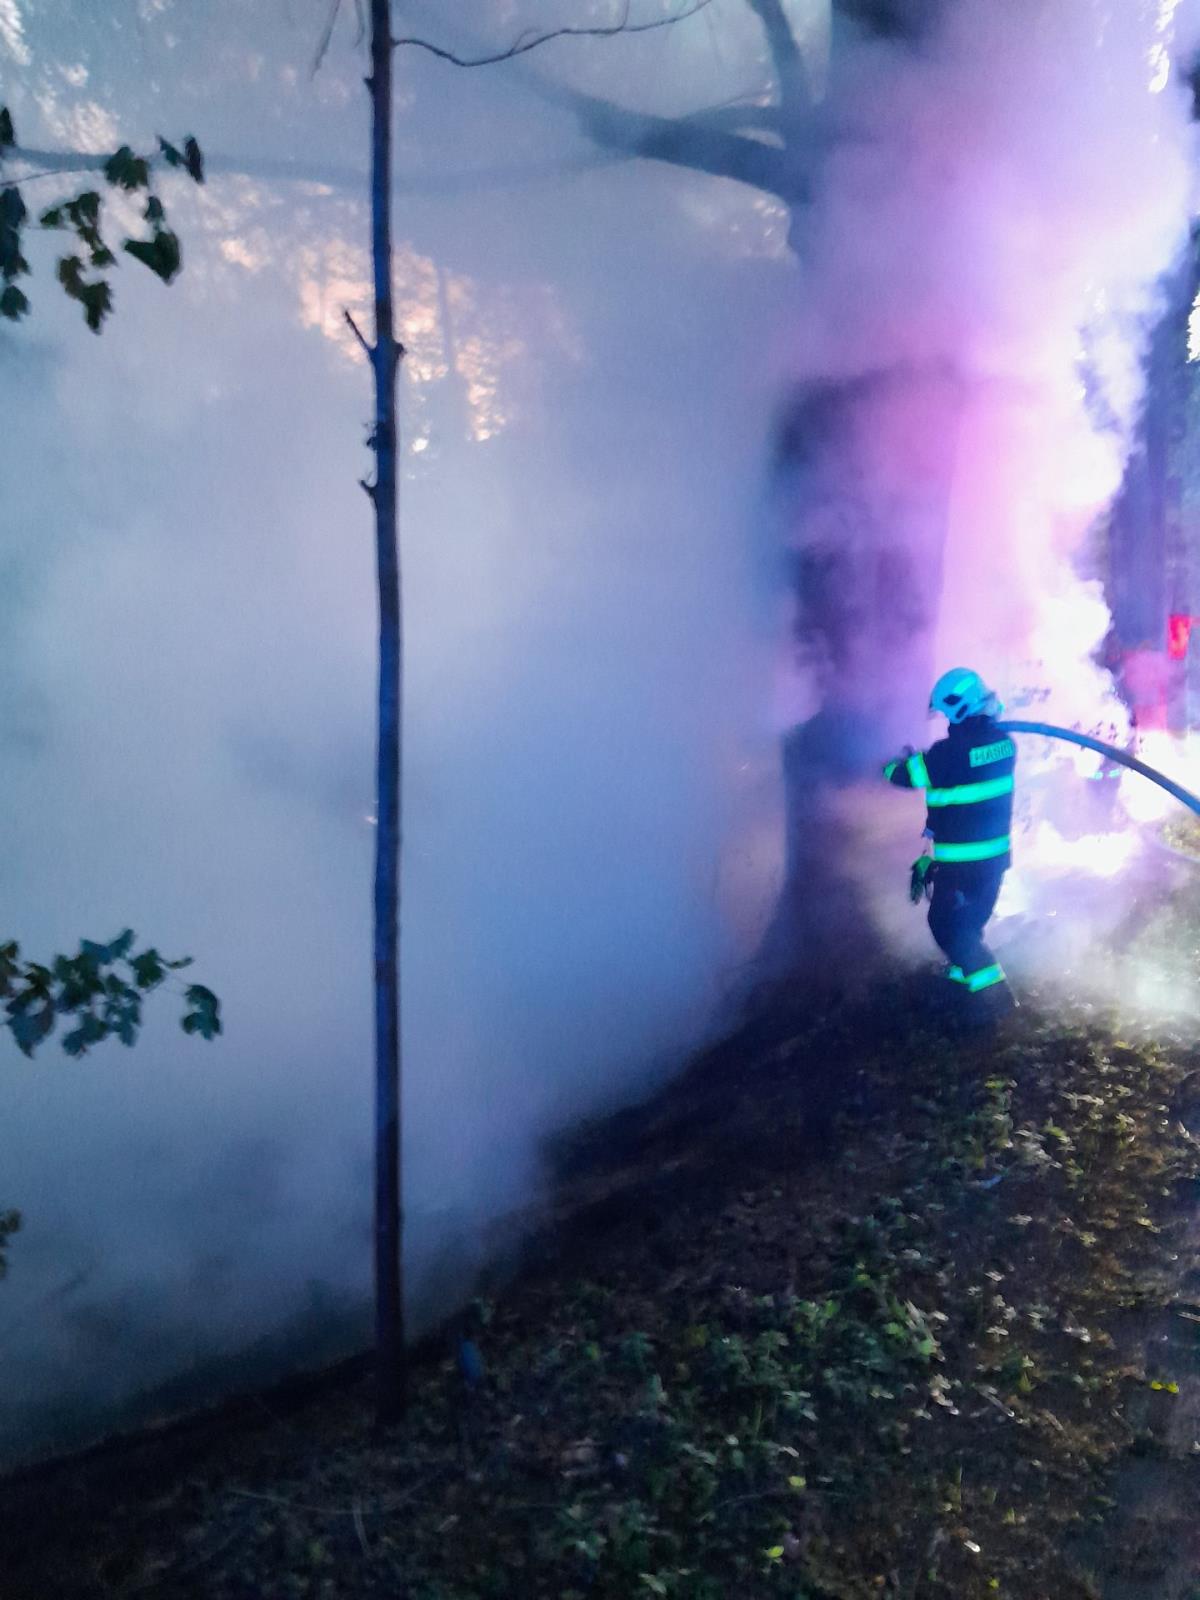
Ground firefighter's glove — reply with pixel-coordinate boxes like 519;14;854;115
909;855;935;904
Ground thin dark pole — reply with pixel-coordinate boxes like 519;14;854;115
367;0;405;1422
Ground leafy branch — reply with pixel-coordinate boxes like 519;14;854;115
0;110;204;332
0;931;221;1058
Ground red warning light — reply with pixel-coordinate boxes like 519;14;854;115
1168;614;1195;660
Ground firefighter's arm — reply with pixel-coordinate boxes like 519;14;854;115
883;747;932;789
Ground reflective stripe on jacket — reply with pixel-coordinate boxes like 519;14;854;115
884;715;1015;868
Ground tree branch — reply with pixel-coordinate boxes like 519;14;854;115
626;104;798;197
391;0;715;69
745;0;810;129
501;73;802;203
312;0;368;74
7;142;633;200
344;307;373;359
0;165;86;188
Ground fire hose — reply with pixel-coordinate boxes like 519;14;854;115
996;721;1200;819
905;720;1200;903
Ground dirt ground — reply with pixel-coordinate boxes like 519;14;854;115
4;969;1200;1600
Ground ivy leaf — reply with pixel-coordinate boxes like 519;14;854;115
183;137;204;184
0;283;28;320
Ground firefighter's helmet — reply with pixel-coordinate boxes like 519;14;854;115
929;668;1001;724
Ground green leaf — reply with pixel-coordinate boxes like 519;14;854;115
130;949;167;989
73;191;101;227
123;238;156;273
19;964;54;1002
158;136;183;168
103;145;150;191
0;185;28;283
0;942;19;997
0;107;14;151
0;186;25;225
57;254;84;294
158;229;181;280
39;205;64;229
80;279;112;333
61;1012;105;1056
183;136;204;184
9;1003;54;1057
144;195;164;225
0;283;28;320
0;937;211;1056
183;983;221;1041
124;229;181;283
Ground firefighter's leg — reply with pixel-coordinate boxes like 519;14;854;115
953;867;1007;994
948;867;1014;1023
927;871;965;962
928;867;1009;1004
927;872;973;990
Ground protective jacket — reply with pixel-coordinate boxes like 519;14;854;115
884;714;1015;869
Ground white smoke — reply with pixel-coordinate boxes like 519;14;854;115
0;0;790;1465
1;0;1197;1468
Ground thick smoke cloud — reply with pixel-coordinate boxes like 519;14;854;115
0;0;788;1465
0;0;1196;1467
766;0;1198;975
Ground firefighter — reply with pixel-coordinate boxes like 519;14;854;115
883;669;1015;1013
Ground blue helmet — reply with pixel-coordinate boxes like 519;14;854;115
929;668;1001;723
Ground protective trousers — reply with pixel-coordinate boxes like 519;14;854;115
926;861;1006;992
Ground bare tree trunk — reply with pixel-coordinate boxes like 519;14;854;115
367;0;405;1423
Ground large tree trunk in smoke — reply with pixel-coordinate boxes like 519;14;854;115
367;0;405;1423
759;367;966;983
505;0;962;984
